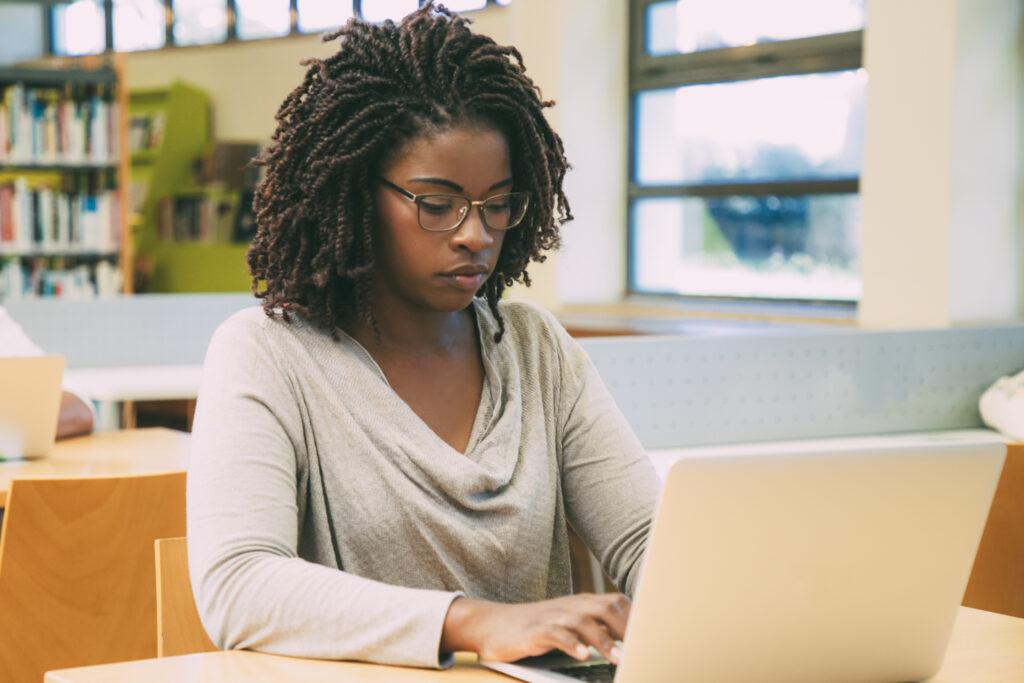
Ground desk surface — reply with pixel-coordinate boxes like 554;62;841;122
44;607;1024;683
66;365;203;402
0;428;189;508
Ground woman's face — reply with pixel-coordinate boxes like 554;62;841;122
373;123;512;314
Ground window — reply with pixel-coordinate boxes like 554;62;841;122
236;0;291;40
360;0;420;23
629;0;865;304
297;0;354;33
49;0;506;54
53;0;106;56
113;0;166;52
436;0;488;10
172;0;228;46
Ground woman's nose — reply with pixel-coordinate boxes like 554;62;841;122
451;206;494;252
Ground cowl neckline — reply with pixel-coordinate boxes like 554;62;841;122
297;298;524;502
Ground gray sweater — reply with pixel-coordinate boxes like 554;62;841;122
187;299;659;668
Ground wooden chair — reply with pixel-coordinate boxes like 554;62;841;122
155;536;218;656
963;442;1024;618
0;472;186;683
568;527;612;594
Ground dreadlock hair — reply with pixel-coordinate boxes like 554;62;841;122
247;2;572;343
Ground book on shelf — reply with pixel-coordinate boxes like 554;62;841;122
0;175;121;255
0;256;121;300
157;194;238;243
0;82;119;166
128;112;165;153
233;188;257;243
195;142;261;190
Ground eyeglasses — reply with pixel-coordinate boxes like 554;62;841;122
378;177;530;232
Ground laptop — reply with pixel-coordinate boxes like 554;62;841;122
0;355;65;459
482;431;1007;683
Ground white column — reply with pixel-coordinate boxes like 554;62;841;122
554;0;630;306
503;0;565;311
858;0;1022;328
504;0;630;311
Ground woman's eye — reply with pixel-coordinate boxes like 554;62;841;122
420;200;453;214
485;202;510;212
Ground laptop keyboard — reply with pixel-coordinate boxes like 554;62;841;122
550;663;617;682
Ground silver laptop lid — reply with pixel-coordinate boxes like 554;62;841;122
0;355;65;458
618;432;1006;683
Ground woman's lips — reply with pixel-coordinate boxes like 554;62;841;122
441;272;487;290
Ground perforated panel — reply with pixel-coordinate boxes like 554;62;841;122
7;296;1024;448
4;294;255;368
579;326;1024;448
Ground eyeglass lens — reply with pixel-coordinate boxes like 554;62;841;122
416;194;529;232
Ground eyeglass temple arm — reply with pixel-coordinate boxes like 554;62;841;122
378;177;416;201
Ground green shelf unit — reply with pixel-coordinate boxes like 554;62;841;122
130;150;158;165
130;80;251;294
146;241;250;293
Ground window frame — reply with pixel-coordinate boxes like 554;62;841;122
626;0;865;307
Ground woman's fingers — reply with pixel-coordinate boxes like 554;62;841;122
572;615;619;664
591;593;630;641
543;625;591;661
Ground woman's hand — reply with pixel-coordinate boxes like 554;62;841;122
441;593;630;665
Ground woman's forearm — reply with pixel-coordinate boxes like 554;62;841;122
441;596;487;653
55;392;93;440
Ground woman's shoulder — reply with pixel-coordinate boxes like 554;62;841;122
212;305;276;344
491;299;564;336
479;298;580;361
208;305;316;359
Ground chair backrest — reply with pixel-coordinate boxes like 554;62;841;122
963;443;1024;618
0;472;186;683
155;536;218;657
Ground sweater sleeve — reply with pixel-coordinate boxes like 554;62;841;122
186;312;461;668
541;312;660;597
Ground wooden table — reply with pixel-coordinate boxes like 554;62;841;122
44;607;1024;682
0;428;190;508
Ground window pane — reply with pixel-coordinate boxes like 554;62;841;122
635;70;865;185
1;3;46;64
297;0;354;33
439;0;488;10
172;0;227;46
360;0;419;23
236;0;290;40
114;0;166;52
54;0;106;56
631;194;860;301
645;0;864;56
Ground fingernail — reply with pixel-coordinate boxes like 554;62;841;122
609;645;623;664
575;645;589;660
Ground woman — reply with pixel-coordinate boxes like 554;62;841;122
187;4;659;670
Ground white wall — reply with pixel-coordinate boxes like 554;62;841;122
858;0;1022;328
553;0;630;307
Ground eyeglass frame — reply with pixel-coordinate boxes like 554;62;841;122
377;177;531;233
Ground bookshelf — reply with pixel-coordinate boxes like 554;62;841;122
0;60;131;300
130;81;252;294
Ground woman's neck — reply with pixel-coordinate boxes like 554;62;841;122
342;295;476;357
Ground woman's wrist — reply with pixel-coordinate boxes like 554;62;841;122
441;596;492;653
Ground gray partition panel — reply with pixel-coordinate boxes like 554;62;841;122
4;294;256;367
579;326;1024;449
